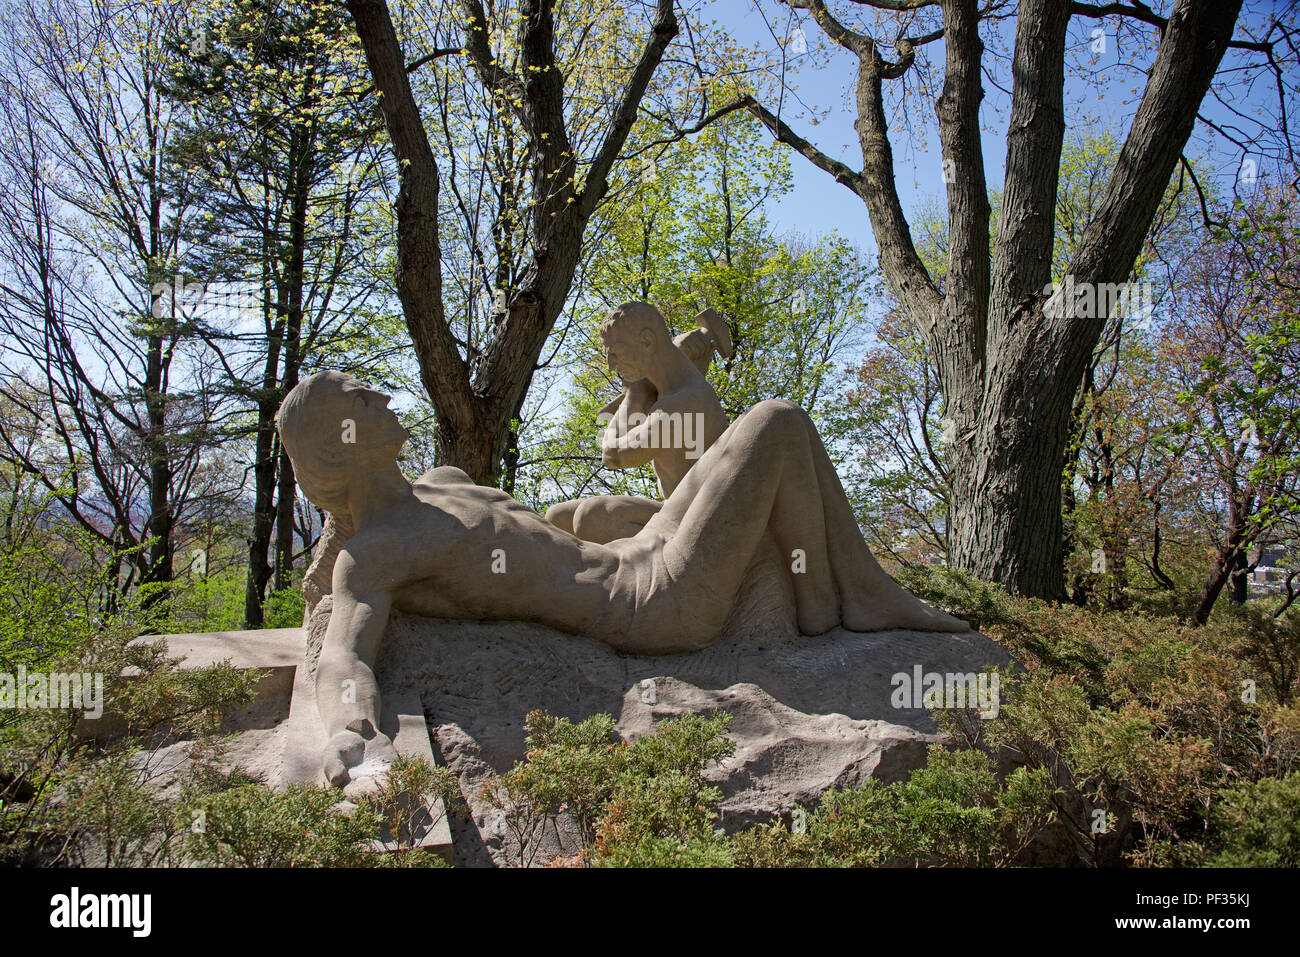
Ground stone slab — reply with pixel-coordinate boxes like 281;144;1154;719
131;628;306;670
132;627;453;860
372;614;1012;864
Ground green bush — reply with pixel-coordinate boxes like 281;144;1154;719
181;782;380;867
177;753;460;868
481;710;734;867
1203;771;1300;867
730;746;1053;868
481;710;1055;868
905;566;1300;866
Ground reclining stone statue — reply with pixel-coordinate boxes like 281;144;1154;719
275;370;970;790
546;302;730;543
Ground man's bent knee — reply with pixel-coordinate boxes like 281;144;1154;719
573;497;654;544
743;398;809;438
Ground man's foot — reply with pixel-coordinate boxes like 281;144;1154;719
841;584;973;634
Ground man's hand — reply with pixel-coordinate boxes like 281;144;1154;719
602;401;662;470
623;378;657;416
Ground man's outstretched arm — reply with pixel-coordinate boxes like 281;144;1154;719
318;552;392;743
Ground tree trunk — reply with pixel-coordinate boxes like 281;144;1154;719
1193;495;1248;624
744;0;1244;599
244;397;278;628
1193;546;1237;625
1148;497;1177;590
274;137;313;592
346;0;678;485
1229;549;1250;606
948;367;1076;599
140;332;174;607
244;256;284;628
1101;437;1127;608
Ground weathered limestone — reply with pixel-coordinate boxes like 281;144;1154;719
545;302;731;543
275;368;973;791
374;613;1010;864
125;628;453;860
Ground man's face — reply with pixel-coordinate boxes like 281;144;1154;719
602;325;648;382
341;378;409;452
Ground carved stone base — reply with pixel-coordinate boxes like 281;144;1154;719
140;610;1011;866
374;613;1011;865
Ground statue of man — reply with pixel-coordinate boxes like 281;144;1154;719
276;371;968;790
546;302;730;543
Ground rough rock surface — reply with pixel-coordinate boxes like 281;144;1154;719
371;612;1012;866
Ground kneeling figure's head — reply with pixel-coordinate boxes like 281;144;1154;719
600;302;672;382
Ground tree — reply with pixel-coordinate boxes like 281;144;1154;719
1166;190;1300;624
736;0;1295;598
834;130;1199;583
834;307;949;565
1063;328;1197;609
517;113;871;508
1055;185;1300;622
163;0;399;626
344;0;746;483
1053;133;1206;608
0;0;225;606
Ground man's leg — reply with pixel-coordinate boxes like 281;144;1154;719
573;495;660;543
656;400;839;634
545;499;581;535
547;495;662;543
657;400;968;634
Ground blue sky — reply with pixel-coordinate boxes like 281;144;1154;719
508;1;1293;443
706;0;1291;260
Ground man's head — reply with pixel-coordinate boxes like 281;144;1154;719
276;371;408;514
600;302;672;383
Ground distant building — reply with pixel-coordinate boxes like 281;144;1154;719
1249;546;1295;596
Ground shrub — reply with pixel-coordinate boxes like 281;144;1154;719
909;566;1300;866
480;710;734;867
730;746;1053;867
1203;771;1300;867
181;781;381;867
0;531;265;865
178;753;459;868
